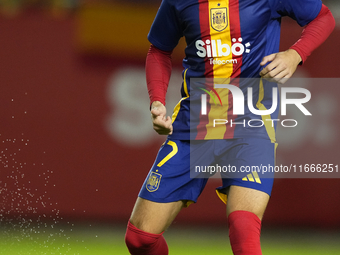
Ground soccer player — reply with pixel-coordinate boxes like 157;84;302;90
125;0;335;254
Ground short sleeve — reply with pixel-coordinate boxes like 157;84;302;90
270;0;322;27
147;0;183;51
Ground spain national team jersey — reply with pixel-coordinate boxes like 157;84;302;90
148;0;322;141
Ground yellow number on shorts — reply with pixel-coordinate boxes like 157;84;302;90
157;141;178;167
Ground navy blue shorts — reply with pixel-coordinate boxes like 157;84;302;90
138;138;277;206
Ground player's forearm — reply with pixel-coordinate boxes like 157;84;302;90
146;44;173;106
290;4;335;64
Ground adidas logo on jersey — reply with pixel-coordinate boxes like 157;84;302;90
242;171;261;184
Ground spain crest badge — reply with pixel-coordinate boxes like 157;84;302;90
211;8;228;32
146;171;162;192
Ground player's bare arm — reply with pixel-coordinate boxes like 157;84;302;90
151;101;173;135
259;49;302;84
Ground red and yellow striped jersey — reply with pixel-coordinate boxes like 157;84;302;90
148;0;321;140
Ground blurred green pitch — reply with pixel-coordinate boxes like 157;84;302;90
0;224;339;254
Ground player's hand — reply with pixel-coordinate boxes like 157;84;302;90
150;101;173;135
259;49;302;84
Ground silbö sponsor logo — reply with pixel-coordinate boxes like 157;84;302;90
195;38;251;65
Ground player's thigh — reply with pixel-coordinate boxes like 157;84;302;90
217;138;276;220
130;197;185;234
226;185;270;220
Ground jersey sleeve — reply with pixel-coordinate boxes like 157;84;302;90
147;0;183;51
289;4;335;64
270;0;322;27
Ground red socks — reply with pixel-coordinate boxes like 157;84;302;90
125;221;168;255
126;211;261;255
228;210;262;255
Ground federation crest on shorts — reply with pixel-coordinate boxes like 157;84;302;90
211;8;228;32
146;171;162;192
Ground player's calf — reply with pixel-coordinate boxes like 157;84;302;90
125;221;168;255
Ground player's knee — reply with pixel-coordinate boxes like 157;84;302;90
228;211;262;254
125;232;145;253
229;210;261;228
228;210;262;242
125;221;168;254
125;223;149;253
